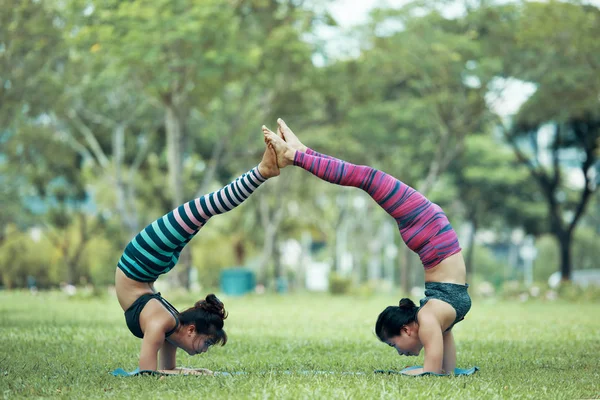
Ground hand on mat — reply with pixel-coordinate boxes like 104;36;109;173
401;367;424;376
175;367;214;376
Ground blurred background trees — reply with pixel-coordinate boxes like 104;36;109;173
1;0;598;295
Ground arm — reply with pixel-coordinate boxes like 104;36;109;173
442;330;456;374
158;340;177;371
139;322;167;371
418;313;444;374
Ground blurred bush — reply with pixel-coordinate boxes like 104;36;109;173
329;272;352;295
0;226;62;288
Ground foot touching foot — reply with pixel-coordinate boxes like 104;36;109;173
277;118;307;153
262;125;296;168
258;140;280;179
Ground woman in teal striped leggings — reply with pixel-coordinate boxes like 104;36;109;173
114;145;279;375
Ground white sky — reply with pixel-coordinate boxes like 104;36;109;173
325;0;600;118
330;0;600;27
328;0;410;27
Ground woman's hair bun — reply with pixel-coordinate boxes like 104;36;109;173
398;298;416;310
194;294;228;320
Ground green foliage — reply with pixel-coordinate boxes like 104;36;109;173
572;226;600;270
0;226;61;288
190;218;242;289
556;281;600;303
79;0;242;101
351;280;380;298
469;244;508;289
535;229;600;283
328;272;352;295
512;2;600;122
2;0;600;290
457;134;544;232
471;0;600;280
0;0;65;125
83;236;121;287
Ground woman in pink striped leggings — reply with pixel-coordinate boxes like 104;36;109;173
263;119;471;375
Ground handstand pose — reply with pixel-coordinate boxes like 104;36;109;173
114;146;279;375
263;119;470;375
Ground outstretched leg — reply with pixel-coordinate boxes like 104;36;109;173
118;146;279;282
263;127;460;269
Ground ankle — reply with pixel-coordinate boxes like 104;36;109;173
286;149;297;165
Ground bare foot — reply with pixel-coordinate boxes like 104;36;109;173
277;118;307;152
262;125;296;168
258;141;280;179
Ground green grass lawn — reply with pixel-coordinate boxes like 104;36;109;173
0;290;598;399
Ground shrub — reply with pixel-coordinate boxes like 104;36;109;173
329;272;352;295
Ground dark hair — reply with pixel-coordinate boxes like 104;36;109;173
179;294;228;346
375;298;419;342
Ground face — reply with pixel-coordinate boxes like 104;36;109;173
179;325;217;356
385;324;423;357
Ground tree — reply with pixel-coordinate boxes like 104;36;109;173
0;0;102;285
476;1;600;281
2;124;94;284
0;0;66;243
452;134;545;281
0;0;64;127
298;7;492;291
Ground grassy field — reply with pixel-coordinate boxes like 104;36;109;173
0;290;598;399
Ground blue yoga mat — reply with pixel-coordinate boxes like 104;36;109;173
113;366;478;377
112;368;160;377
111;368;240;377
374;366;479;376
111;368;365;377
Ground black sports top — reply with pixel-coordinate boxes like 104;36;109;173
124;292;180;339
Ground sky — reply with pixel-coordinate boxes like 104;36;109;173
330;0;600;27
324;0;599;119
328;0;410;27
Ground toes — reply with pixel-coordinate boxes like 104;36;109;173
262;129;277;143
277;118;289;132
262;125;275;135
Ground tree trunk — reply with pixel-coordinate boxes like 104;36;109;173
557;230;572;282
258;196;284;286
400;244;410;295
165;104;184;207
273;238;283;291
165;101;190;289
258;178;286;287
64;243;74;285
260;223;277;286
113;124;139;239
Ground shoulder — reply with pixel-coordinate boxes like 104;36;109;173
140;299;178;335
417;298;455;331
416;305;440;327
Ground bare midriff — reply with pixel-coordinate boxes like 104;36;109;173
115;268;156;311
424;252;467;284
